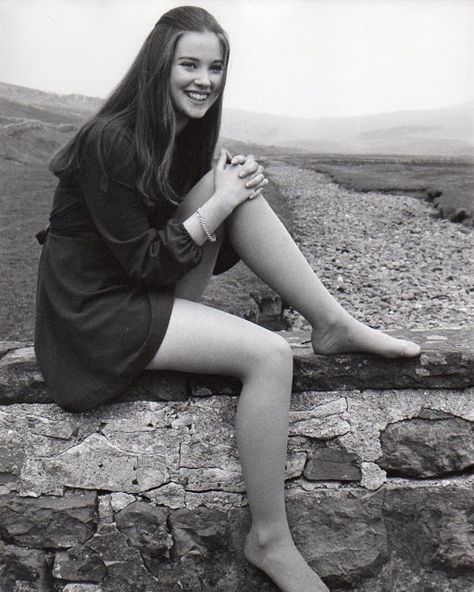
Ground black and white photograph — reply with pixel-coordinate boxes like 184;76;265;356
0;1;473;590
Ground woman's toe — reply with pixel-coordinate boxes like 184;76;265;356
401;340;421;357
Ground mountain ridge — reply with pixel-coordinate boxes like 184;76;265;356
1;80;473;157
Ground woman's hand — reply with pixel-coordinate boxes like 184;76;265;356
213;149;265;211
229;153;269;200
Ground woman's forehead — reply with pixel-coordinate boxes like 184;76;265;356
174;31;223;61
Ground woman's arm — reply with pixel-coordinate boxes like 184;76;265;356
77;131;205;288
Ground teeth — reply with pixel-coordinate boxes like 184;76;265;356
186;92;208;102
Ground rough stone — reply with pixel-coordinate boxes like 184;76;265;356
185;490;247;511
85;523;161;592
62;586;103;592
383;481;474;577
108;492;136;513
118;370;188;403
20;433;170;495
0;404;103;488
52;545;106;582
0;540;51;592
0;429;25;485
337;387;474;466
378;415;474;477
0;341;30;358
360;462;387;491
143;482;186;509
0;490;96;549
115;501;173;560
169;507;229;559
289;393;351;439
304;445;361;481
286;488;387;587
0;347;48;404
180;466;246;493
188;374;242;397
95;495;113;527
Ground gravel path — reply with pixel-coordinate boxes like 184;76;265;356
268;161;473;331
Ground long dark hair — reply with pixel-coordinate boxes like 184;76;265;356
49;6;230;206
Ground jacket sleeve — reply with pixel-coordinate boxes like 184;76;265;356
76;131;204;288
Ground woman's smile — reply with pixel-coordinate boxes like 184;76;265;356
184;90;210;103
170;31;224;129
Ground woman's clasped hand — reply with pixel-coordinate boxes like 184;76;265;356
214;150;269;209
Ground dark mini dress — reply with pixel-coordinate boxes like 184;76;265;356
35;129;239;412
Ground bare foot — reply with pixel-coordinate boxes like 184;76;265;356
244;528;330;592
311;317;421;359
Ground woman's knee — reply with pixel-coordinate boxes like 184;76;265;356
244;331;293;378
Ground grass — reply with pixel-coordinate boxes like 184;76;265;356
282;153;474;225
0;161;55;340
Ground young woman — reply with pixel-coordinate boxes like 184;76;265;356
35;6;420;592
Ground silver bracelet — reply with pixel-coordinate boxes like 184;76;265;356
196;208;216;242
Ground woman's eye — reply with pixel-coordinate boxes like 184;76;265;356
211;65;223;73
181;62;196;69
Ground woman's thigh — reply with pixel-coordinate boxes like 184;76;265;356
146;298;292;379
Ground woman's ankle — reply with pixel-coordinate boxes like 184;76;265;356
245;521;293;552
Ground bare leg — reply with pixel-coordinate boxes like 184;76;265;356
226;195;420;358
147;299;329;592
148;173;329;591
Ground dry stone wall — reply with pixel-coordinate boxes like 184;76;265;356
0;328;473;592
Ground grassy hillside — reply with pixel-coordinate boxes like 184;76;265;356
283;154;474;226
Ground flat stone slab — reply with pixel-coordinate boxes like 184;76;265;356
0;327;472;406
289;327;474;392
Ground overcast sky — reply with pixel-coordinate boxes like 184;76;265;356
0;0;473;118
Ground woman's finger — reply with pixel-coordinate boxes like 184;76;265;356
245;173;268;188
239;160;259;178
254;177;269;190
248;187;263;200
231;154;247;165
216;149;228;170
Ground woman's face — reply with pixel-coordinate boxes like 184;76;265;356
169;31;225;129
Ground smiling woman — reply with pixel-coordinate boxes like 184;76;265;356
170;31;225;131
34;6;421;592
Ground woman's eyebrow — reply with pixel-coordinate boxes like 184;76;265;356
177;56;223;64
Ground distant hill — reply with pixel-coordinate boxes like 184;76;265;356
0;82;102;164
1;80;473;159
221;102;474;157
0;81;101;118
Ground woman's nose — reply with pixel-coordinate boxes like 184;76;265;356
194;70;211;87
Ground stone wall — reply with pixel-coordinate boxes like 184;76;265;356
0;328;473;592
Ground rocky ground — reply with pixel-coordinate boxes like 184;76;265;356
266;160;473;331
